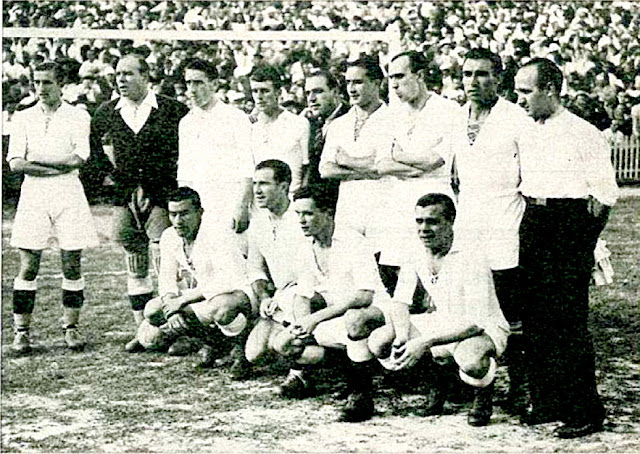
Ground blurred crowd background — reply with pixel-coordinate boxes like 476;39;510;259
3;1;640;199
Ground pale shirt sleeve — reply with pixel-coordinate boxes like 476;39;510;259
320;121;340;167
158;230;180;297
177;115;193;187
579;124;619;207
299;116;310;166
246;221;270;284
347;233;380;291
392;261;419;307
71;109;91;161
293;243;317;299
199;235;248;300
233;110;255;179
6;110;27;162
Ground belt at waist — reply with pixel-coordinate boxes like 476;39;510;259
524;196;588;207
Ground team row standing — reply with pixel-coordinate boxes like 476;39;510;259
8;49;617;439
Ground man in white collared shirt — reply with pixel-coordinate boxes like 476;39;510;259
452;48;534;416
7;62;99;354
375;51;459;286
90;54;189;352
249;64;310;194
319;55;390;255
178;59;254;240
514;58;618;439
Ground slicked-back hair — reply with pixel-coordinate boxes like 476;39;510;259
256;159;292;185
415;193;456;222
185;58;218;81
346;54;384;81
121;53;150;77
521;57;563;95
391;50;429;75
293;184;337;213
34;61;65;85
307;69;339;91
167;186;202;210
464;48;503;76
250;64;285;91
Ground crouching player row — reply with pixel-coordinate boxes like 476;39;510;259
251;180;508;426
133;186;255;378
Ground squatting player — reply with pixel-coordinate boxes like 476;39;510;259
368;193;509;427
135;187;256;377
273;185;391;422
7;62;99;353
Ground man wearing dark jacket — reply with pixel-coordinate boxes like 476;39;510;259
90;54;189;352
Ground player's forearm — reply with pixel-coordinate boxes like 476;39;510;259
390;302;411;343
320;161;359;180
417;322;484;348
31;154;84;170
339;154;377;173
176;287;205;306
311;290;373;325
9;158;65;176
251;279;273;301
375;157;423;177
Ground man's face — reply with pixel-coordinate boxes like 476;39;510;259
294;197;332;238
34;70;62;107
305;75;336;119
515;65;554;122
253;168;288;211
389;56;422;104
168;199;202;240
414;204;454;254
250;79;279;116
345;66;380;111
462;58;499;106
115;56;148;102
185;68;216;109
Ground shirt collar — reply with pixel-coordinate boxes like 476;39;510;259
115;90;158;111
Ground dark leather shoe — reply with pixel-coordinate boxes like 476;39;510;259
167;337;200;356
521;409;560;426
414;385;445;416
196;344;222;369
339;392;374;422
554;420;603;439
467;384;493;427
278;370;314;398
229;346;253;381
125;337;145;353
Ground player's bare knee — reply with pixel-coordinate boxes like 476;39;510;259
457;354;491;379
344;308;369;339
368;325;393;358
144;297;166;326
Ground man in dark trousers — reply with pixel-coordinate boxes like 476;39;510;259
515;58;618;438
90;53;189;352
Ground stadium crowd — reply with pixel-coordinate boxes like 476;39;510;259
2;0;630;442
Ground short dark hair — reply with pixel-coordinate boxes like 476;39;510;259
185;58;218;81
463;48;503;76
307;69;338;91
293;184;337;213
167;186;202;210
415;193;456;222
521;57;563;95
34;61;65;84
255;159;292;185
250;64;285;91
391;50;429;74
346;54;384;81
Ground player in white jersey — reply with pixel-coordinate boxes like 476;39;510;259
135;187;256;378
7;62;99;354
249;64;310;194
368;193;509;427
319;54;391;256
178;59;254;239
271;185;391;421
375;51;459;285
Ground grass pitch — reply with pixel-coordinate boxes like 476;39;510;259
1;199;639;452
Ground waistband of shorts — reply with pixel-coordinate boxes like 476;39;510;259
524;196;588;208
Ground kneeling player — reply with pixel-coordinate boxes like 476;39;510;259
368;193;509;426
135;187;256;378
271;185;391;422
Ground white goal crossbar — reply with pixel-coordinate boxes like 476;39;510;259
3;27;397;43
